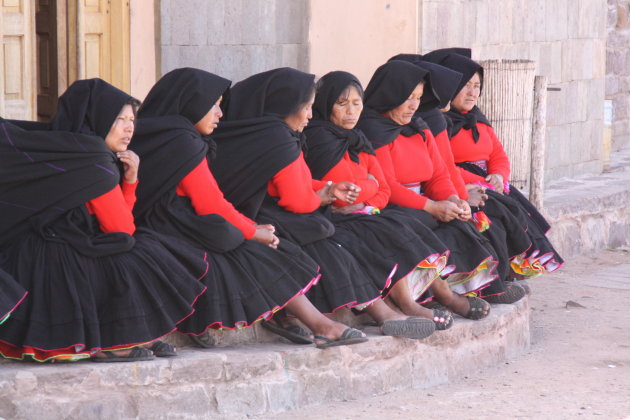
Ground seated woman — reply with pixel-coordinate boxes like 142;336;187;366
424;49;564;279
131;67;368;349
357;60;500;320
212;67;438;338
303;70;466;329
390;54;532;304
0;79;207;362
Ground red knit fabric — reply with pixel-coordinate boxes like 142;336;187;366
434;129;469;200
267;153;324;214
85;185;136;235
375;131;457;210
176;158;256;239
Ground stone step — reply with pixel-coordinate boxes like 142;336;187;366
0;298;530;419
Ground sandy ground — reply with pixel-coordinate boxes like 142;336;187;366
267;249;630;420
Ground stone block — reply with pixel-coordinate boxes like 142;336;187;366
274;0;309;44
581;215;609;253
68;393;135;420
135;384;215;418
474;1;489;45
608;219;630;248
223;350;283;381
606;74;620;96
169;351;226;382
531;0;547;42
297;370;345;406
545;0;569;41
264;379;300;413
215;381;268;415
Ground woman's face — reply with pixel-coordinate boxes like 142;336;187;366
105;104;135;152
283;94;314;132
386;83;424;125
451;72;481;112
329;85;363;130
194;96;223;135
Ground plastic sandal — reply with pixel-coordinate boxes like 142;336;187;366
464;296;491;320
380;317;435;339
432;308;454;330
483;283;526;304
262;320;313;344
148;340;177;357
92;347;155;363
189;331;216;348
314;328;368;349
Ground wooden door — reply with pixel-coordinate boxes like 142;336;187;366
35;0;58;120
67;0;130;92
0;0;36;119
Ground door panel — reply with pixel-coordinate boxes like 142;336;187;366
36;0;58;120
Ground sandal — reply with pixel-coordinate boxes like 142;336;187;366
92;347;154;363
431;308;454;330
314;328;368;349
380;317;435;339
262;319;313;344
483;283;526;304
189;331;216;348
148;340;177;357
463;296;491;320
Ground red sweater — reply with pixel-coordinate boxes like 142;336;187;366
267;152;326;214
318;152;390;209
434;129;469;200
449;120;511;184
176;158;256;239
375;130;457;210
86;181;137;235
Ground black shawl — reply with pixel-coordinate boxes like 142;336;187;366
422;48;484;99
212;68;315;220
446;106;492;140
0;79;128;249
304;71;375;179
358;61;429;150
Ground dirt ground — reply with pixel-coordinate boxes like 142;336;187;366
270;249;630;420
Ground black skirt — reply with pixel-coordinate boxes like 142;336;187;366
458;162;564;279
0;207;207;362
0;268;27;324
256;199;385;314
138;193;321;334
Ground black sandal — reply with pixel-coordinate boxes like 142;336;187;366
314;328;368;349
262;319;313;344
463;296;491;320
380;317;435;339
189;331;216;348
432;308;454;330
148;340;177;357
92;347;155;363
483;283;526;304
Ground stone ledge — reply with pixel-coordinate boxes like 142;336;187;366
0;298;530;419
544;149;630;258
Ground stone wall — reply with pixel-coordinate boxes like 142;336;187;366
606;0;630;152
419;0;608;182
159;0;310;84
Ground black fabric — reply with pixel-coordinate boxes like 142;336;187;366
364;60;428;113
0;265;27;322
446;105;492;141
312;70;361;121
357;108;427;149
132;67;322;331
418;107;448;137
423;49;484;99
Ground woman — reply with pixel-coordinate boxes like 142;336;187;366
303;70;462;328
0;79;207;362
212;67;439;337
390;54;532;304
424;49;564;278
357;60;500;320
131;67;368;349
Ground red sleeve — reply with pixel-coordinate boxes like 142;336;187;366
457;166;486;184
317;153;381;208
177;158;256;239
375;144;428;209
85;185;136;235
422;132;458;201
434;130;468;200
267;153;322;213
121;180;138;210
363;154;391;208
484;125;511;181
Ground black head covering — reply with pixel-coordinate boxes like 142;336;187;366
139;67;231;125
222;67;315;120
422;48;483;98
212;68;316;219
131;68;231;216
304;71;375;179
51;78;132;138
358;61;430;150
0;80;125;245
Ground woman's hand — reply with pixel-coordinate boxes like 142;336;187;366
447;195;472;222
485;174;504;194
466;184;488;207
331;202;366;214
330;181;361;204
425;199;467;222
117;150;140;184
252;224;280;249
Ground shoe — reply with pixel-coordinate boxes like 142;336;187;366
380;317;435;339
483;283;526;304
189;331;216;348
92;347;155;363
463;296;491;320
430;308;454;330
262;320;313;344
314;328;368;349
147;340;177;357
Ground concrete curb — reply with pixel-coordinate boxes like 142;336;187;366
0;299;530;419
